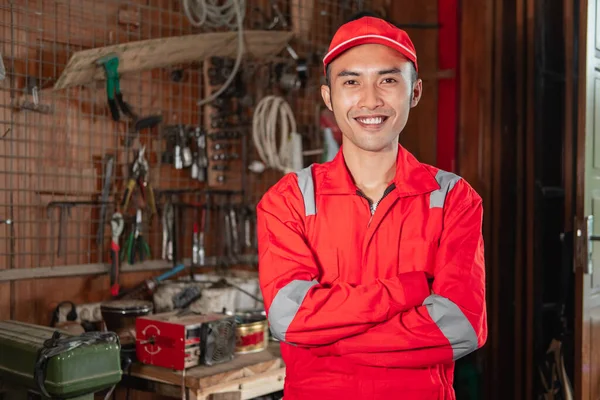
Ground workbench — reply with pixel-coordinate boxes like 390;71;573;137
124;342;285;400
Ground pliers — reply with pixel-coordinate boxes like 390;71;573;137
121;209;151;265
121;146;156;216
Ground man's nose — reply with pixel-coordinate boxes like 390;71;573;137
357;84;384;109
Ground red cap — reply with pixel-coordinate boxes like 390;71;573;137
323;16;418;75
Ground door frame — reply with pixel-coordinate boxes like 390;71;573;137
573;0;591;397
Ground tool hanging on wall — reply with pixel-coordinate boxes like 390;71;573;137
109;212;124;297
96;53;163;137
96;154;115;249
257;3;308;90
121;146;157;217
191;206;207;273
46;201;111;258
124;115;163;149
12;77;54;114
121;209;150;265
96;53;136;122
161;200;174;261
0;52;5;81
191;127;208;181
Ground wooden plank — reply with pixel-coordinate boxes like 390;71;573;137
53;31;294;90
129;343;281;390
149;366;285;400
0;254;257;281
196;368;285;400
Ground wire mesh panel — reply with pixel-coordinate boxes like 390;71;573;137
0;0;380;281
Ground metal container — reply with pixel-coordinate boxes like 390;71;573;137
100;300;153;347
228;309;269;354
0;320;121;398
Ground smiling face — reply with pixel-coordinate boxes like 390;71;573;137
321;44;422;154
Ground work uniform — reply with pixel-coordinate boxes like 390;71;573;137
257;145;487;399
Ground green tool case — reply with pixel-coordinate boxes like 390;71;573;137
0;320;122;398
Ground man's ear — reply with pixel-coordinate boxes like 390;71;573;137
410;79;423;108
321;85;333;111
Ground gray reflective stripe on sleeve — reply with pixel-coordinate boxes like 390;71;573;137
423;294;479;360
295;165;316;216
430;170;461;208
268;279;319;341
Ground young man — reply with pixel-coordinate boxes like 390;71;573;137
257;16;487;400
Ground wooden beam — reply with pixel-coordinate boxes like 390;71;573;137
53;30;294;90
0;254;258;281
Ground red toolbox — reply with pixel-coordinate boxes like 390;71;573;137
136;311;236;370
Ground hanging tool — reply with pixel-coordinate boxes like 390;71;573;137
229;206;240;256
95;53;136;122
121;146;157;217
122;209;151;265
259;3;308;89
191;127;208;181
161;201;174;261
46;201;111;257
0;52;5;81
124;114;163;149
46;203;74;258
198;206;206;267
96;53;163;134
192;222;200;266
110;212;124;297
96;154;115;248
14;77;54;114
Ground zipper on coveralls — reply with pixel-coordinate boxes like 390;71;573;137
356;184;396;226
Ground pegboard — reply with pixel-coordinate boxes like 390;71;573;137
0;0;382;281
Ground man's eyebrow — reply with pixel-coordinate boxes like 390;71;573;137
378;68;402;75
337;70;360;77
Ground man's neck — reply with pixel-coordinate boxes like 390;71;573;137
343;142;398;199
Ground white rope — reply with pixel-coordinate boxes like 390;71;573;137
182;0;246;106
252;95;298;174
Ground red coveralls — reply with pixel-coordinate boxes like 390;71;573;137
257;145;487;399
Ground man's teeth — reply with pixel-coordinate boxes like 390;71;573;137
356;117;384;125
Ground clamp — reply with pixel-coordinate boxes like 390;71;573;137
95;53;136;122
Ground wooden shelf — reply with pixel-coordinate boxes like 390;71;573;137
128;342;285;400
53;30;295;90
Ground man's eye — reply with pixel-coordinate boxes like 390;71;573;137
344;80;358;85
382;78;397;84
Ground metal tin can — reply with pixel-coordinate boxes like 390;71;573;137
100;299;153;347
230;309;269;354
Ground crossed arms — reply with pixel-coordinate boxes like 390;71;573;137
257;176;487;368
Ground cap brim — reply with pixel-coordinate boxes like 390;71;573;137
323;34;418;74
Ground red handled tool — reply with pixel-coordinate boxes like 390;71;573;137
110;212;124;297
